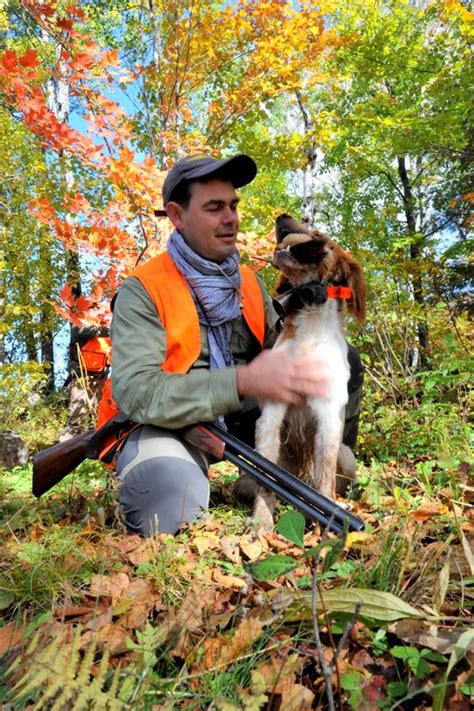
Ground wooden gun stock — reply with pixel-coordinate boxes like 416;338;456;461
33;430;95;498
32;411;132;498
181;424;225;461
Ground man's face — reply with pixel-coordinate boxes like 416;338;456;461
167;179;240;262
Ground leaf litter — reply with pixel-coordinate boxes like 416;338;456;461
0;458;472;708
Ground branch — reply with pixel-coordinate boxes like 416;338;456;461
423;216;457;240
378;170;404;200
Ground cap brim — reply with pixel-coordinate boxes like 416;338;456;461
186;154;257;189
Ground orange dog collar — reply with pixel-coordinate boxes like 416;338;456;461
327;286;352;300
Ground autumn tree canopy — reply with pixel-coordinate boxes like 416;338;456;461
0;0;471;389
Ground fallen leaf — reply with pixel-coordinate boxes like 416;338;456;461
118;578;158;630
193;534;219;555
115;534;144;556
202;616;264;671
58;603;97;620
220;536;242;564
274;679;314;708
160;583;211;658
81;622;129;655
302;530;320;547
412;500;446;522
389;619;473;655
89;572;130;604
351;648;376;669
126;539;160;566
213;569;247;591
176;551;198;574
344;531;375;551
263;531;292;551
240;537;268;562
0;623;24;655
251;652;302;692
85;608;113;632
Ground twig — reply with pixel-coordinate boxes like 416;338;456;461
334;603;362;659
312;558;336;711
311;519;362;710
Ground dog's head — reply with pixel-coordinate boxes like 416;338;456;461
273;214;366;323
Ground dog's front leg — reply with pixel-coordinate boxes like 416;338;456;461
312;405;344;501
253;402;287;531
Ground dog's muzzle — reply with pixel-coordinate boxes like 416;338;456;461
273;280;328;319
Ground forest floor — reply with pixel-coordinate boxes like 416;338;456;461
0;454;472;709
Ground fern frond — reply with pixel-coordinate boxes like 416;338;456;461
9;627;126;710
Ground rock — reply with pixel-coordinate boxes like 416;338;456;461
0;431;29;468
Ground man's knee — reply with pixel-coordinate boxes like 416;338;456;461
116;425;210;536
119;457;210;536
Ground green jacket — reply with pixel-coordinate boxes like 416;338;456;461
111;272;278;429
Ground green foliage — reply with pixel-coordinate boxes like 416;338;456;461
0;462;113;621
1;4;472;707
134;537;191;606
275;509;305;547
392;645;447;680
248;553;301;581
0;106;65;368
354;257;472;463
0;362;67;449
0;520;105;618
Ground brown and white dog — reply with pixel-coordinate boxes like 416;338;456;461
253;214;366;531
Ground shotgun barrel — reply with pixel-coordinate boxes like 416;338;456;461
207;423;364;533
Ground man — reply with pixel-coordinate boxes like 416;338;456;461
111;153;345;536
60;325;111;442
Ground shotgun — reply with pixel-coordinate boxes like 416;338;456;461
32;411;132;498
33;416;364;533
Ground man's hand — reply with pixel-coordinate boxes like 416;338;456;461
236;349;329;406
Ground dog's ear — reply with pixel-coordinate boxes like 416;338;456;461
341;253;366;323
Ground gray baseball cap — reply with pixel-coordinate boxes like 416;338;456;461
159;153;257;211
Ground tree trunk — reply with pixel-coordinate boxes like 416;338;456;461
38;234;55;392
295;91;318;225
397;155;430;366
40;323;55;391
45;38;83;381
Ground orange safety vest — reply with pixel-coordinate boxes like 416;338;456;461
79;336;111;374
95;252;266;440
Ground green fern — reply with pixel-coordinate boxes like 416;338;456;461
9;627;125;710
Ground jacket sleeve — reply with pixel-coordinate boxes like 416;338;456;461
111;277;244;429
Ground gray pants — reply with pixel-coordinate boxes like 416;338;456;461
116;426;210;536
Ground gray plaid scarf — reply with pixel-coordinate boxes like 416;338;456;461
167;229;242;369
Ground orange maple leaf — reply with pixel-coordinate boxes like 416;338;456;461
1;49;18;73
19;48;40;68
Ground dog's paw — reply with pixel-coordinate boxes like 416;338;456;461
252;513;274;533
252;499;275;533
